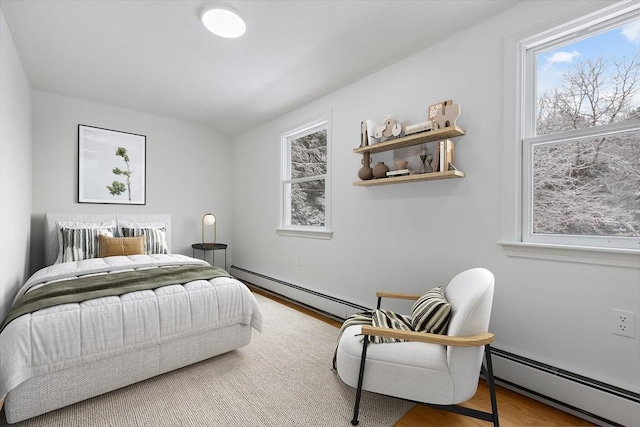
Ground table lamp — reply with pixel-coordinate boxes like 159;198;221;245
202;213;216;245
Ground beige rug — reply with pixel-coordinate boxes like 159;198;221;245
1;293;412;426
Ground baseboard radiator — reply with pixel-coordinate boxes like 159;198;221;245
231;266;639;427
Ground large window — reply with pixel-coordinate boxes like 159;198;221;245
279;115;332;238
520;3;639;250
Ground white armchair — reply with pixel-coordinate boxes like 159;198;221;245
335;268;499;426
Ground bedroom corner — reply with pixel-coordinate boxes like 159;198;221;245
0;9;33;322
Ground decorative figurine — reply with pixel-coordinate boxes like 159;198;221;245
418;146;433;173
380;115;402;138
433;103;461;129
428;100;452;125
369;115;404;142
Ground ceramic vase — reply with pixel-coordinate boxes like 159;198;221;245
372;161;389;179
358;153;373;180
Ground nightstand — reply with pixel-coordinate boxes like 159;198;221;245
191;243;228;270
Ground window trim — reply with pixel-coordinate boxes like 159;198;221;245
518;2;640;251
497;240;640;269
277;112;333;239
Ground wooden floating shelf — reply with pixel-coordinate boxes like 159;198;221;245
353;126;466;154
353;170;465;187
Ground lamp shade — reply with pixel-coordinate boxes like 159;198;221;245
203;214;216;226
202;213;217;244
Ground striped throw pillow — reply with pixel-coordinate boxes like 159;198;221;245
411;287;452;334
55;220;116;264
60;227;115;263
122;227;168;254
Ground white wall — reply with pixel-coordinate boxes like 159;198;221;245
0;10;32;321
232;1;639;425
30;91;234;272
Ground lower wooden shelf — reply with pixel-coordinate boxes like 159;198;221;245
353;170;465;186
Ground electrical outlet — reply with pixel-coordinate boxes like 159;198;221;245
611;309;635;338
297;255;303;267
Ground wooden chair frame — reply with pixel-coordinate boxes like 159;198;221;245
350;292;499;426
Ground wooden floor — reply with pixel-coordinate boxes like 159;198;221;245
249;285;594;427
395;382;594;426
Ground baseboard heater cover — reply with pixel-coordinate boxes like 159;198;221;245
244;282;346;324
493;377;624;427
492;348;638;427
231;265;368;318
232;265;640;427
492;348;639;404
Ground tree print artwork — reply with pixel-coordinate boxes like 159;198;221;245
107;147;133;201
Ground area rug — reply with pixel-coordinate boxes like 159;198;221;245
1;293;412;426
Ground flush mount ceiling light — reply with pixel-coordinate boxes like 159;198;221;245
201;7;246;38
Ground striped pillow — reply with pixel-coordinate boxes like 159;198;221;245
122;227;168;254
60;227;115;263
411;287;452;334
55;220;116;264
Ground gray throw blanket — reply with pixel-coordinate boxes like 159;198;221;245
1;265;230;333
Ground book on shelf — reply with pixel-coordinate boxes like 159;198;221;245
438;139;455;172
386;169;410;177
445;139;455;171
433;145;440;172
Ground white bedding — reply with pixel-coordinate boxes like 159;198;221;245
0;254;263;403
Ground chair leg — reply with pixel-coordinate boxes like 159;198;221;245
351;337;369;426
484;344;500;427
420;347;498;424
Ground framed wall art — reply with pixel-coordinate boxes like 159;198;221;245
78;124;146;204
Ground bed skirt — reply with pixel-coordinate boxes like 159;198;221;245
3;323;252;423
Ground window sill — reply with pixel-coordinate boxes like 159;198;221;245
276;228;333;240
498;241;640;269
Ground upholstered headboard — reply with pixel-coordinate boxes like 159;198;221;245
44;213;172;266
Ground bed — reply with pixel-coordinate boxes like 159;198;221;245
0;213;262;424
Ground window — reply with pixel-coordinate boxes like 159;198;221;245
519;3;639;250
278;114;332;239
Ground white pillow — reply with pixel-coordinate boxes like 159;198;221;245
54;220;117;264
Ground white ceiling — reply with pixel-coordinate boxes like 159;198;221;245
1;0;518;137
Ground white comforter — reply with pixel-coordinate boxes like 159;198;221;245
0;254;262;401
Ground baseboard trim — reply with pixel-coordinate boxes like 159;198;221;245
231;265;368;314
244;281;345;324
492;376;623;427
491;348;640;404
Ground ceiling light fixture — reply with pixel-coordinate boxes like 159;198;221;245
201;6;246;38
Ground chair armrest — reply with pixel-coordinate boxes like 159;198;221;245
375;291;421;301
361;325;494;347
